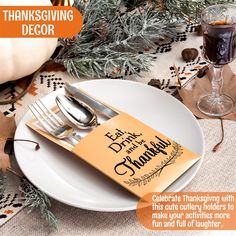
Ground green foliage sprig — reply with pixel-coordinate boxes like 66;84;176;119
55;0;178;78
20;178;58;229
162;0;236;22
56;0;236;79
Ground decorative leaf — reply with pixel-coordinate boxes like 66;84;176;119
0;112;16;172
0;112;16;139
0;141;10;172
40;61;67;73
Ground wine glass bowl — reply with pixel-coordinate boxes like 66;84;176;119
197;4;236;117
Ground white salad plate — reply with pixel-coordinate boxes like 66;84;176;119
14;79;204;212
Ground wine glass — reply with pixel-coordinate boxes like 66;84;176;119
197;4;236;117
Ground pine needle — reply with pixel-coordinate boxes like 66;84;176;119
55;0;236;79
19;178;58;230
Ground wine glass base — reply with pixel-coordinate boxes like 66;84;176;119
197;94;234;117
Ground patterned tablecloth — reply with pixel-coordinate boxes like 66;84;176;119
1;25;236;236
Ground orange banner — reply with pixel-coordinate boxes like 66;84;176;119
136;192;236;230
0;6;83;38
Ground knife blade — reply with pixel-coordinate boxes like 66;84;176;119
64;82;119;118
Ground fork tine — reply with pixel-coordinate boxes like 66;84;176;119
29;100;81;142
34;100;60;128
29;105;55;134
38;99;64;126
32;102;58;130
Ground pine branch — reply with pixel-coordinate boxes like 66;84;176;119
108;6;177;49
19;178;57;229
56;0;236;79
73;0;90;14
63;48;153;78
56;0;175;78
163;0;236;23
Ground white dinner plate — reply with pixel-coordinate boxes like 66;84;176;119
14;79;204;212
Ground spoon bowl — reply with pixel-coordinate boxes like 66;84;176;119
56;94;98;129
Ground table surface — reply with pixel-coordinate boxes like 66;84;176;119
1;26;236;236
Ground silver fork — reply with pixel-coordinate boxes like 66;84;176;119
29;99;81;142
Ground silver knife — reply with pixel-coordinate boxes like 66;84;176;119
64;82;119;119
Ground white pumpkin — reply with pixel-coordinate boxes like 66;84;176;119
0;0;58;84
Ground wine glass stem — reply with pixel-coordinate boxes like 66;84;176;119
211;66;223;99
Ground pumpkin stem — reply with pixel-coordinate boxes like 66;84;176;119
51;0;72;6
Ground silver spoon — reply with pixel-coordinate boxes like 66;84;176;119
56;94;98;129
